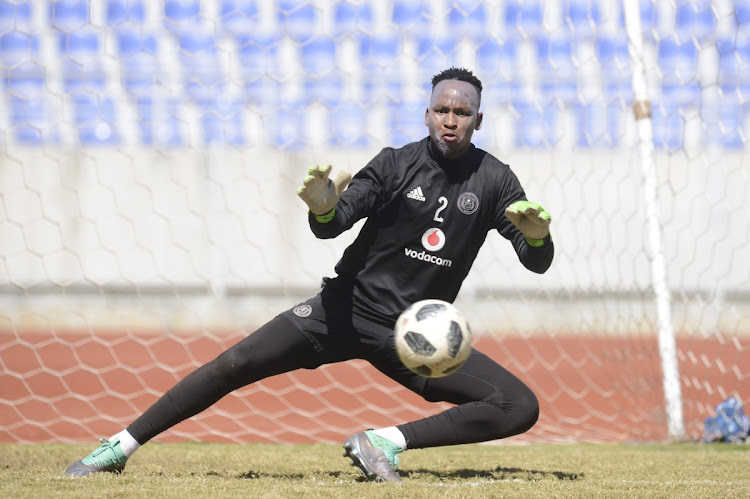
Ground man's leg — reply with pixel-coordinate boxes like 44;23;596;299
385;349;539;449
344;347;538;481
65;315;319;476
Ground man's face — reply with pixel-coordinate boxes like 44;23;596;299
425;80;483;159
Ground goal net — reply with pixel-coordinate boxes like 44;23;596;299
1;0;747;444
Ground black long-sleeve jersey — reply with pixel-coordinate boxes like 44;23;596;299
309;137;554;327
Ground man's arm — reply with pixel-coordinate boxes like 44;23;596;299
505;200;554;274
296;160;384;239
297;164;352;217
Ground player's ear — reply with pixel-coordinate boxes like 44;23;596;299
424;107;429;126
475;111;483;130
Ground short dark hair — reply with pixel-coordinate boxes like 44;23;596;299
431;67;483;95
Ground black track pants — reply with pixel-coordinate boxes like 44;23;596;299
127;293;538;449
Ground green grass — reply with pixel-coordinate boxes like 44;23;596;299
1;442;748;498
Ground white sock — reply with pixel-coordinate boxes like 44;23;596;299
110;429;140;458
372;427;407;449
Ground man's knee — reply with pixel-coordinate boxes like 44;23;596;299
485;386;539;437
514;389;540;434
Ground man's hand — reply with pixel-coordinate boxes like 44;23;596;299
505;200;551;241
297;165;352;215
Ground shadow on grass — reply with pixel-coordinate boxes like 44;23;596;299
405;467;584;481
229;467;584;482
236;470;350;480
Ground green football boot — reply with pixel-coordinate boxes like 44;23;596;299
64;438;128;477
343;430;404;482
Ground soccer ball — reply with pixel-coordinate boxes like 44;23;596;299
394;299;472;378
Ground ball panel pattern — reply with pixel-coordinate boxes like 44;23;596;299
415;303;446;321
404;331;437;356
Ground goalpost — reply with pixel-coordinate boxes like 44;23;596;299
1;0;747;445
623;0;683;440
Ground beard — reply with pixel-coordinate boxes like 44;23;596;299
432;135;468;158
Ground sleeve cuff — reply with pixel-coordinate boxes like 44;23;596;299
313;207;336;223
525;234;551;247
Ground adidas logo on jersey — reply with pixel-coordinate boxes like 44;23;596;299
406;186;426;202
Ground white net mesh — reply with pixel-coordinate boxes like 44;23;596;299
0;0;748;444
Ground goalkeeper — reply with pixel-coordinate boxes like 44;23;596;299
65;67;554;483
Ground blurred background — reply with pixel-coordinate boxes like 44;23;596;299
0;0;748;445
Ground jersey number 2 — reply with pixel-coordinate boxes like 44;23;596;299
433;196;448;223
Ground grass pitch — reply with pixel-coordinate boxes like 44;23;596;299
1;442;748;498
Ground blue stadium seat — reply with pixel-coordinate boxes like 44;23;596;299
661;83;700;110
536;36;576;93
718;52;740;88
220;0;259;35
301;37;336;77
8;96;43;144
658;39;698;85
116;25;160;95
277;79;309;110
651;102;686;151
674;2;715;44
596;35;628;70
106;0;145;25
360;34;402;80
236;38;271;83
165;0;200;25
120;52;160;95
446;2;488;41
736;22;750;68
195;96;245;146
178;29;225;100
0;31;38;69
391;0;430;36
505;1;543;37
360;77;404;109
596;35;631;103
331;102;367;147
638;0;655;34
0;0;32;34
116;26;158;57
281;3;319;44
49;0;89;32
416;34;457;61
566;0;601;36
5;63;44;100
275;0;304;13
716;91;746;149
512;99;551;148
6;76;50;144
269;111;303;150
305;72;343;109
332;1;374;36
59;27;106;92
134;95;184;146
737;0;750;24
391;100;426;147
415;34;462;86
244;76;280;108
574;102;623;149
476;37;518;90
70;93;119;145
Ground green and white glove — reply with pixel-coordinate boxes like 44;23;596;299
505;200;551;245
297;164;352;217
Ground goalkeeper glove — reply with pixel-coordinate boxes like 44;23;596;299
296;164;352;215
505;200;551;244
